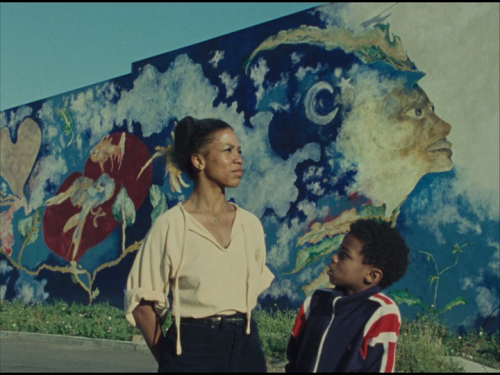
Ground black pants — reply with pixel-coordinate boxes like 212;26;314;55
158;315;267;373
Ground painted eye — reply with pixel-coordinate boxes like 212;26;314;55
406;108;424;118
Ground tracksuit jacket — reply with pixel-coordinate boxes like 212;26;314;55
285;286;401;373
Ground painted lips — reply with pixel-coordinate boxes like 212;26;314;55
426;139;452;152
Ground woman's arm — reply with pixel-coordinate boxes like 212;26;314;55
132;299;164;364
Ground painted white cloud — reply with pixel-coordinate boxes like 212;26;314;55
290;52;304;65
27;154;68;210
297;261;328;285
0;260;13;275
0;106;34;135
487;239;500;276
37;101;59;144
68;84;120;146
260;278;302;303
409;176;496;245
14;276;49;305
209;50;225;68
249;57;269;105
116;56;234;137
267;217;303;270
476;286;498;318
295;63;324;81
219;72;239;98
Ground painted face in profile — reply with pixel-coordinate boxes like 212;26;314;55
334;76;453;211
370;85;453;174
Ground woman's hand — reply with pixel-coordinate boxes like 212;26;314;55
132;299;164;364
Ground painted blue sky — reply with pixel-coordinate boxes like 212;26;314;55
0;3;324;111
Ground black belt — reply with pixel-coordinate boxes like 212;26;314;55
180;312;246;325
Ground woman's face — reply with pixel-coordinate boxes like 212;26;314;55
198;128;244;188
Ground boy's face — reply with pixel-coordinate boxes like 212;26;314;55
327;233;378;295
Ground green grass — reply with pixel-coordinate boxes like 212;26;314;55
0;300;140;341
1;300;498;372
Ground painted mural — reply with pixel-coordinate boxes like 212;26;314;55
1;3;499;334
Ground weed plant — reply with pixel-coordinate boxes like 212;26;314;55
397;314;464;373
1;300;498;372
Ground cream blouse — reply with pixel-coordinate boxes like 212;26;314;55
124;202;274;354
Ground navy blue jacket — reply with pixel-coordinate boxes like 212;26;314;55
285;286;401;373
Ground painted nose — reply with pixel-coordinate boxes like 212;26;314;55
429;113;452;138
331;253;338;264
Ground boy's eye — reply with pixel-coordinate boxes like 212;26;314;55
338;251;347;260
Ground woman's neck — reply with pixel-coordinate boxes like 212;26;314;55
188;186;227;214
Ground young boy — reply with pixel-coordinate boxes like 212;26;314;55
285;219;410;373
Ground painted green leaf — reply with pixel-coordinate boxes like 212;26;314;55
112;187;136;226
437;297;467;315
18;209;41;245
289;235;343;274
452;243;467;254
56;108;73;135
420;251;433;262
358;203;386;218
149;185;168;222
149;184;162;207
56;108;74;145
429;275;439;288
91;288;100;300
390;289;429;310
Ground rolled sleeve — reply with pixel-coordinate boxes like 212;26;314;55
124;216;171;326
254;215;275;294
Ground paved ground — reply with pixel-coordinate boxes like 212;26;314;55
1;330;498;373
0;331;157;373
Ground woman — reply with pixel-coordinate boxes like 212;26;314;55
124;116;274;372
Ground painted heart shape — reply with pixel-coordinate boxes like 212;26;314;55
42;133;153;262
0;118;42;201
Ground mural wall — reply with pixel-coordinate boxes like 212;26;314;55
1;3;499;333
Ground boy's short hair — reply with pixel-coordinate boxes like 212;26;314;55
349;219;409;289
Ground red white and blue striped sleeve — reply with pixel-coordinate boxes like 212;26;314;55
291;295;312;338
285;296;312;372
360;293;401;372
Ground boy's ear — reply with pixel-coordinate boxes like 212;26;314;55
365;268;383;286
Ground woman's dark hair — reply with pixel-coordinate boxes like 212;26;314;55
169;116;233;179
349;219;410;289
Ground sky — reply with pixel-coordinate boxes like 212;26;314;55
0;2;325;112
